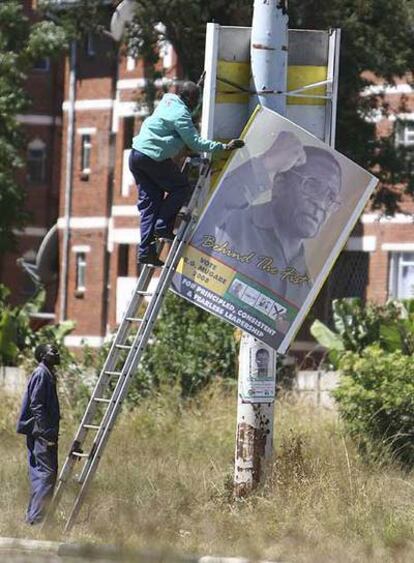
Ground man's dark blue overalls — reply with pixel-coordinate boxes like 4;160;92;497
17;359;60;525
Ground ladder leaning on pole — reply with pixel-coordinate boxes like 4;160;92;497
44;156;211;533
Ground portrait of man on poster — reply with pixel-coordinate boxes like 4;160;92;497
254;348;270;378
193;130;343;308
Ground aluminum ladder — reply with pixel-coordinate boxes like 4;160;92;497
44;157;211;532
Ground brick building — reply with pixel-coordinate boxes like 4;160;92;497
3;2;414;352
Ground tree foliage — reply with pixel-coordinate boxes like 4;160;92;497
39;0;112;39
0;1;67;255
125;0;252;81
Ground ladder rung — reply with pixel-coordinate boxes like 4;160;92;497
126;317;144;323
83;424;100;430
104;370;122;376
115;344;132;350
136;291;154;296
93;397;111;403
71;451;89;458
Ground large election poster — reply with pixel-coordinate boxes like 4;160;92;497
172;107;378;352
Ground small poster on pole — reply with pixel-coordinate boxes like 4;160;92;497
172;106;378;352
238;336;277;403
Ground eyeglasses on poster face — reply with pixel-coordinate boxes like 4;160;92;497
288;169;342;213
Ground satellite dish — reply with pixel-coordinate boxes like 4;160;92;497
17;223;58;287
111;0;137;41
36;223;58;285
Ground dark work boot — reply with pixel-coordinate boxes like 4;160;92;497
138;252;164;267
154;228;175;242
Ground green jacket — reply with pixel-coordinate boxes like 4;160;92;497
132;93;225;161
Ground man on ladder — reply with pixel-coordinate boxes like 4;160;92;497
129;80;244;266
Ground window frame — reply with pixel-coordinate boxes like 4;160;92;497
395;120;414;148
33;57;50;72
81;134;92;174
27;139;46;184
76;252;87;292
389;251;414;299
117;244;130;277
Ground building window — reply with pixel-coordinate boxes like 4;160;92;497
27;139;46;183
118;244;129;277
76;252;87;291
81;134;92;174
123;116;135;150
395;120;414;148
329;251;369;301
33;57;50;71
85;33;96;57
389;252;414;299
126;56;136;71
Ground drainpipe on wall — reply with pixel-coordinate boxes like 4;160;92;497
102;48;119;337
59;40;77;322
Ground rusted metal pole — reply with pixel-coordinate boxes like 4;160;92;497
250;0;288;115
234;334;277;496
234;0;288;497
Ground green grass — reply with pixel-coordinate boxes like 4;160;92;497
1;382;414;562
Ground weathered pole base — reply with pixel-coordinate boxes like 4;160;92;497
234;401;274;497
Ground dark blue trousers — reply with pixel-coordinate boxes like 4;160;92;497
129;149;190;258
26;436;58;524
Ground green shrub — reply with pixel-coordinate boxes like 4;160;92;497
128;292;238;401
311;297;414;368
0;283;75;366
334;346;414;467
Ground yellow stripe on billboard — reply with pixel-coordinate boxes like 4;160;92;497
287;65;327;105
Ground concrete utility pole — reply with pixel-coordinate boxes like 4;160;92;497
250;0;288;115
234;0;288;497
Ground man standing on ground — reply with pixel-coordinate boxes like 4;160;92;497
17;343;61;525
129;81;244;266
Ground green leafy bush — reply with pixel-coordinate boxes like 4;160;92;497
311;298;414;367
334;346;414;467
0;283;74;366
128;292;238;401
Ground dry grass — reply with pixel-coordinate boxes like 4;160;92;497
1;382;414;562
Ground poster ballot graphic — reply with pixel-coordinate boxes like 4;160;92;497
172;107;378;352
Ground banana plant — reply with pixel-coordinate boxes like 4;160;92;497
311;297;414;367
